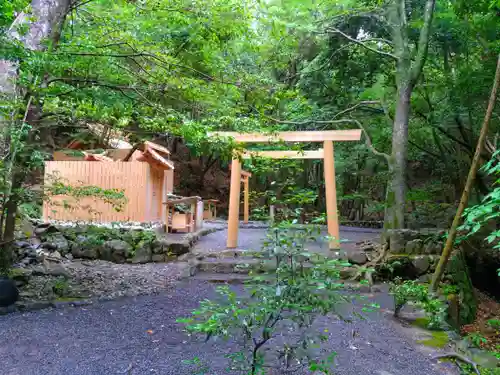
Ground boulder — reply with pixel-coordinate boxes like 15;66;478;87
339;267;356;279
131;241;152;264
101;240;132;263
9;268;32;287
46;251;63;262
42;233;70;254
0;276;19;307
152;254;166;262
418;273;433;283
412;256;430;275
71;235;99;259
152;238;191;256
32;263;70;278
405;239;423;255
13;241;31;249
34;223;58;236
424;241;443;255
348;252;368;265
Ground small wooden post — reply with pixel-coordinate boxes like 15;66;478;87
227;158;242;248
191;202;196;231
323;141;340;249
243;177;250;224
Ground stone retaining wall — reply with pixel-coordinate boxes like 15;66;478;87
387;228;445;255
14;222;222;266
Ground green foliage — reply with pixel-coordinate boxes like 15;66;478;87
44;173;127;219
487;319;500;331
52;277;70;297
391;280;447;329
178;222;369;374
466;332;489;348
461;150;500;246
62;225;156;252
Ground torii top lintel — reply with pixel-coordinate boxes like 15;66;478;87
210;130;362;143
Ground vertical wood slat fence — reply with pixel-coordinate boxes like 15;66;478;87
43;161;153;223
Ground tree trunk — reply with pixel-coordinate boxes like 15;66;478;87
0;0;71;269
385;83;412;230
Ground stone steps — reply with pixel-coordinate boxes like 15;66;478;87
196;257;264;274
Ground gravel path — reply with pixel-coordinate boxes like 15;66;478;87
0;278;454;375
193;226;380;256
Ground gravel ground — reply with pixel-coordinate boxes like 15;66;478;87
0;227;457;375
0;278;455;375
193;226;380;256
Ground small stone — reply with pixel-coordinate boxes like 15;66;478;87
36;250;49;263
65;253;73;260
405;239;423;255
47;251;62;261
412;256;430;275
348;252;368;265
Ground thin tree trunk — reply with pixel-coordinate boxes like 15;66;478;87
0;0;72;269
385;83;412;229
430;54;500;292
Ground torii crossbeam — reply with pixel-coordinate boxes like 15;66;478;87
210;130;362;249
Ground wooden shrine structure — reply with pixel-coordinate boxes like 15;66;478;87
210;130;362;249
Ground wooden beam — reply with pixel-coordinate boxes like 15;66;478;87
242;149;324;159
210;130;362;143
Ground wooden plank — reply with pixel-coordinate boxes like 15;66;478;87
242;149;324;159
210;130;362;143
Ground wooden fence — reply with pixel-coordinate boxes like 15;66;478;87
43;161;151;223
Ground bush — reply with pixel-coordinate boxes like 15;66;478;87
391;279;447;329
177;222;374;374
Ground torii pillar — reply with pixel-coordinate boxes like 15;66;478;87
323;141;340;249
227;159;242;248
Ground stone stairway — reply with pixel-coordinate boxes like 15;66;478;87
182;226;382;285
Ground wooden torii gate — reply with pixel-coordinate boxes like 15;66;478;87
211;130;362;249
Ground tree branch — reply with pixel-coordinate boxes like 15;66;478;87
410;0;437;83
326;27;398;60
253;101;381;125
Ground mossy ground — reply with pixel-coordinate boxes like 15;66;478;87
412;317;449;348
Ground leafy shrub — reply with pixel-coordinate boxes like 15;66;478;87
391;279;447;329
178;222;371;375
